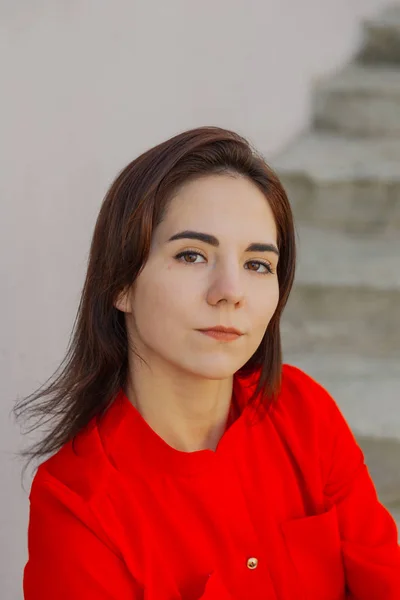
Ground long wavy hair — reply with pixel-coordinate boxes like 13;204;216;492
13;126;296;475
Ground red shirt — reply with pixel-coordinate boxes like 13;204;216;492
23;364;400;599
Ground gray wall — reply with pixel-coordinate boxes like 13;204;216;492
1;1;387;597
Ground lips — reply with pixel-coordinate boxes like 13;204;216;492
198;326;243;336
198;329;241;341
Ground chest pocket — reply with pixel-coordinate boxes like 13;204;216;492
281;504;345;600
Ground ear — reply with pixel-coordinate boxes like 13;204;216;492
113;287;132;314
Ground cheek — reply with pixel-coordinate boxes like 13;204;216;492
133;274;192;336
252;281;280;324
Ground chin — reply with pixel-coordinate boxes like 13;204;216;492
183;358;246;381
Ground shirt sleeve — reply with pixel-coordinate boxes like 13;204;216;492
318;380;400;598
23;470;234;600
23;471;142;600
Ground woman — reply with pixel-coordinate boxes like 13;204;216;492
17;126;400;599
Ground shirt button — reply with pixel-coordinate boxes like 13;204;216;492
247;557;258;569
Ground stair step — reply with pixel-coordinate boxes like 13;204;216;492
281;225;400;357
282;287;400;358
357;5;400;65
273;133;400;234
293;225;400;290
313;65;400;137
282;353;400;439
282;286;400;358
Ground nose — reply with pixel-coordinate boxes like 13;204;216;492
206;262;245;307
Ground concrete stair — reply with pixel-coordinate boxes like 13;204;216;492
282;353;400;439
274;4;400;530
281;225;400;358
274;134;400;235
357;5;400;65
313;65;400;137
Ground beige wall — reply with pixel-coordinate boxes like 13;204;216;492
1;1;388;597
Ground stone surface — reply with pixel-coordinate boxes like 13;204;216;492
313;65;400;137
282;353;400;439
282;285;400;358
280;225;400;357
357;5;400;65
273;133;400;234
292;225;400;290
274;132;400;181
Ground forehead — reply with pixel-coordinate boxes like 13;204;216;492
156;174;277;242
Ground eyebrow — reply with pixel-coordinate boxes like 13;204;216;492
167;230;280;256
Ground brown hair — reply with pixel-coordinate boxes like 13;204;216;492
13;126;296;473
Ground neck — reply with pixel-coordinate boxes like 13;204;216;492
125;364;235;453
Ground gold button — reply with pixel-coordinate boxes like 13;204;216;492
247;557;258;569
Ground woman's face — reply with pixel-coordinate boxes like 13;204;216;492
117;173;280;380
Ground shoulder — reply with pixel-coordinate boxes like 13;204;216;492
239;363;340;425
275;363;356;452
280;363;340;418
31;415;112;504
278;364;362;466
27;417;125;560
282;362;328;396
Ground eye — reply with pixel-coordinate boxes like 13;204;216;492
245;260;274;275
174;251;274;274
174;250;207;264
